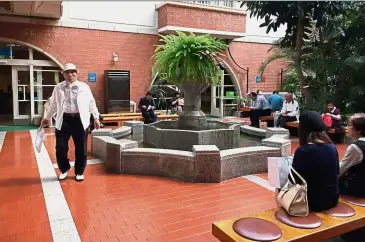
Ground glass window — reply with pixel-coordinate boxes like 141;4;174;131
18;102;31;116
33;50;51;60
0;42;11;59
33;69;60;115
34;100;47;115
11;44;30;59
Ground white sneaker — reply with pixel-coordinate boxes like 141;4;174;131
59;169;70;180
75;174;84;181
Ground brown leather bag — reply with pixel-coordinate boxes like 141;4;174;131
276;166;309;217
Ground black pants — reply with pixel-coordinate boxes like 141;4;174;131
142;110;157;124
278;115;297;128
56;114;88;175
250;109;271;128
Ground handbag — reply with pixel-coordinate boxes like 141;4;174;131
276;166;309;217
323;114;332;128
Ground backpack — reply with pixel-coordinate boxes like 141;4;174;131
323;115;332;128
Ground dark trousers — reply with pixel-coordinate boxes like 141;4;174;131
250;109;272;128
278;115;297;128
56;114;88;175
142;111;157;124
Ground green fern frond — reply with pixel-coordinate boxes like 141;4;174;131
152;32;228;85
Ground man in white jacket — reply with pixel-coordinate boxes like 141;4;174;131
278;92;300;127
41;63;100;181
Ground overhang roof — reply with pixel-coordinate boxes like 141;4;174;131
0;1;62;19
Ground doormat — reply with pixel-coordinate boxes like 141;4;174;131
0;125;38;131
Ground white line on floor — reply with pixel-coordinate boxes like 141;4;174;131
0;131;6;152
53;158;103;169
243;175;276;192
30;130;81;242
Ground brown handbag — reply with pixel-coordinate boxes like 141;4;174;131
276;166;309;217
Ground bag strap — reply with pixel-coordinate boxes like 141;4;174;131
289;166;307;185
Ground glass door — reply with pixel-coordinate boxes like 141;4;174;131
12;66;31;119
33;67;60;118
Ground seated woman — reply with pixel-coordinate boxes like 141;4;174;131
277;111;339;211
322;100;342;132
339;113;365;197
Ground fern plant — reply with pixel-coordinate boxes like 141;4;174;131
153;31;228;85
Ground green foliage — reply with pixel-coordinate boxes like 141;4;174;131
149;78;168;110
153;32;228;85
243;1;365;119
242;1;345;49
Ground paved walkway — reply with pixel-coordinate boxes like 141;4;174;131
0;130;348;242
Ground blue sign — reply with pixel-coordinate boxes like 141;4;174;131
0;48;11;59
256;76;262;83
88;72;96;82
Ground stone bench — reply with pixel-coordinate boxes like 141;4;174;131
212;196;365;242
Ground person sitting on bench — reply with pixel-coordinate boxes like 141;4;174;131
322;100;342;132
248;91;271;128
277;111;339;211
138;91;157;124
170;91;184;114
278;92;299;128
339;113;365;197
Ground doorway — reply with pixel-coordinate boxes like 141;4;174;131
0;40;62;126
0;65;13;126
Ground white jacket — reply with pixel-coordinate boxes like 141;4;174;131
281;100;300;120
45;80;100;130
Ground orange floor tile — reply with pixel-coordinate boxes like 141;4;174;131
0;130;351;242
0;131;52;242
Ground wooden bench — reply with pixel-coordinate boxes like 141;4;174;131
285;121;299;128
259;116;274;121
213;197;365;242
101;112;162;118
102;114;178;126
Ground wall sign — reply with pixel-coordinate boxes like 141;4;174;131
0;48;11;59
255;75;265;83
88;72;96;82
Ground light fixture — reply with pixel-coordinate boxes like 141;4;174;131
112;52;118;62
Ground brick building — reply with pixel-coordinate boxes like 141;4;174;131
0;1;286;125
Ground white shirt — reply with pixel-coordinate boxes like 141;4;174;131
45;80;100;130
339;137;365;177
63;81;79;113
281;100;300;120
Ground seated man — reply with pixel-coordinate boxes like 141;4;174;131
138;91;157;124
268;90;283;112
248;92;272;128
278;92;300;127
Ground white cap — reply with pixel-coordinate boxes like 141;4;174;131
63;63;77;72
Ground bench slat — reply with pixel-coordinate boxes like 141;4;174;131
101;112;162;117
212;198;365;242
259;116;274;121
285;122;299;128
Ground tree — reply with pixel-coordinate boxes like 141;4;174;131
153;32;228;129
242;1;344;106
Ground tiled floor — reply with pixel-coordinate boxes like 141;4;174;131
0;129;349;242
0;131;53;242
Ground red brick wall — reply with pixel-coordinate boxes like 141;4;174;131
0;21;285;113
222;41;286;96
0;22;158;112
158;3;245;33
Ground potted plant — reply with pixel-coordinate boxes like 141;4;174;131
153;31;228;130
